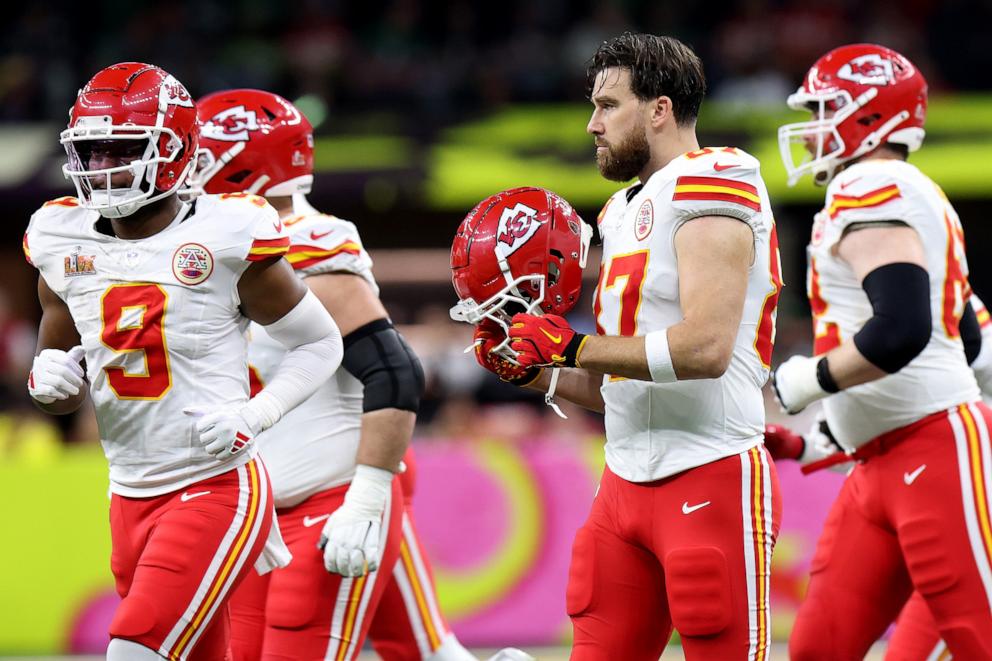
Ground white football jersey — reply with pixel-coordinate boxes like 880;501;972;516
248;197;377;508
808;159;980;449
24;193;288;496
594;147;781;482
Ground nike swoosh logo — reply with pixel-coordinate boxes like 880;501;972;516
682;500;711;514
904;464;927;485
303;514;330;528
310;229;333;240
540;328;562;344
713;162;735;172
839;177;862;190
180;490;211;502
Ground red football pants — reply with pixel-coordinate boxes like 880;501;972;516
109;458;273;661
887;591;951;660
369;449;455;661
790;402;992;660
228;476;404;660
567;446;781;661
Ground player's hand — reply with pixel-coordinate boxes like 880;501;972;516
508;313;587;368
183;406;262;458
318;465;392;576
474;320;540;385
28;346;86;404
801;410;845;464
763;423;805;460
771;354;830;414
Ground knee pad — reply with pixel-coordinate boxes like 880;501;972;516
664;547;731;637
266;563;323;628
108;593;157;640
898;517;959;596
565;527;596;617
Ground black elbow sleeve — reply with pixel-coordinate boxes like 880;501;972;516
960;301;982;365
852;262;932;374
342;318;426;413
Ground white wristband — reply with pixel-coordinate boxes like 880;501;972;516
644;329;677;383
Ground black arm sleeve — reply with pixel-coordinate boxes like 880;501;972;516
960;301;982;365
341;318;426;413
852;262;932;374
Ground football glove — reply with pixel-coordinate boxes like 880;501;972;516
28;346;86;404
765;412;845;466
318;465;393;576
771;354;835;414
183;406;262;458
474;320;540;385
508;313;587;368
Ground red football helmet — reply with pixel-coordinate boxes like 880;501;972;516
61;62;198;217
450;187;592;359
778;44;928;186
191;89;314;197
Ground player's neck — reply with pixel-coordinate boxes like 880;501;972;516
266;195;295;218
639;126;699;183
108;195;183;240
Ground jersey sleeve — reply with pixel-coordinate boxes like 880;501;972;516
23;198;83;296
823;168;910;238
669;152;764;229
284;216;373;278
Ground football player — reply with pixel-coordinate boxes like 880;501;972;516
194;90;522;661
25;64;343;660
455;33;782;660
772;44;992;659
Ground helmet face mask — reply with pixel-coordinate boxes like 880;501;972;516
61;64;198;218
778;44;927;187
450;187;591;361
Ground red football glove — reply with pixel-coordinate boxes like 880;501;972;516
474;320;541;385
763;424;805;461
508;313;587;368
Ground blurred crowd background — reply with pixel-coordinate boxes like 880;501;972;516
0;1;991;653
1;0;991;452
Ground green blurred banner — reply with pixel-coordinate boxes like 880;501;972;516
309;96;992;210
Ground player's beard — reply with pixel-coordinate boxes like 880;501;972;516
596;124;650;182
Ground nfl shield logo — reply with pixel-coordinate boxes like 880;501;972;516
172;243;214;285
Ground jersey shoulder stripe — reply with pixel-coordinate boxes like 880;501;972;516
828;184;901;219
43;196;80;208
673;175;761;211
246;237;291;261
285;240;362;271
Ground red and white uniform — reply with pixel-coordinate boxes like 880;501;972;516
230;200;454;661
25;194;287;496
789;161;992;660
573;147;781;660
24;193;285;659
595;147;782;482
808;159;980;448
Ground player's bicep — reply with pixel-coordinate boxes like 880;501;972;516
237;257;308;325
305;272;388;336
36;276;81;352
673;215;753;334
837;224;926;282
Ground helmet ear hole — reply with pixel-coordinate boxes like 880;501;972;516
857;113;882;126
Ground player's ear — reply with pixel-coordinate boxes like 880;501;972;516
649;96;674;129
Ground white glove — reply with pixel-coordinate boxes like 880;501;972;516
772;354;831;414
318;465;393;577
28;346;86;404
799;410;846;465
183;406;262;458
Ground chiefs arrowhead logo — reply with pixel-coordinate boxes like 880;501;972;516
202;105;260;142
495;203;541;256
837;54;895;86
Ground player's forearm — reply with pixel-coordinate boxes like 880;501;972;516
526;368;606;413
355;408;413;473
820;341;888;390
576;323;734;382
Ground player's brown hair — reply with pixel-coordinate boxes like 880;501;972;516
586;32;706;126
